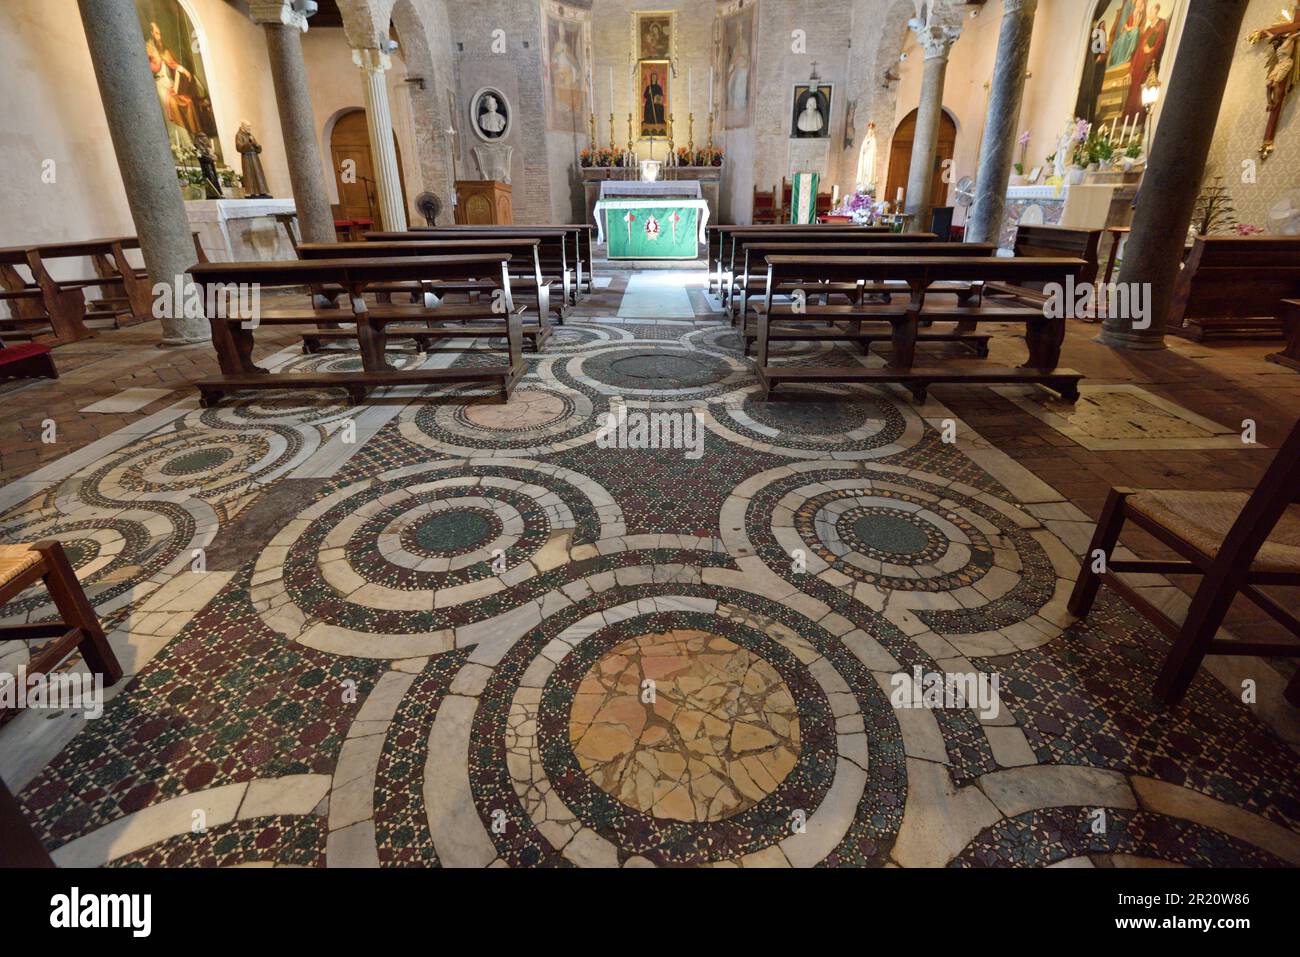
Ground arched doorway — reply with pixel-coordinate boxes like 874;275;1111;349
329;109;409;224
884;108;957;209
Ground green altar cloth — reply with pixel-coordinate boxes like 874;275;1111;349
596;199;707;260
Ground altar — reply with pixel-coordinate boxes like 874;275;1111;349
594;198;709;259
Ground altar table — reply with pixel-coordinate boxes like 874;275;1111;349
594;198;710;260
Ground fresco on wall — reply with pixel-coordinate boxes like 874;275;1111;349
721;1;756;130
637;12;673;60
542;1;591;133
135;0;223;162
1074;0;1180;128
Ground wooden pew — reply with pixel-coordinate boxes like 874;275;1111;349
984;225;1101;305
412;224;593;302
371;227;575;316
728;232;945;319
1168;236;1300;341
1265;299;1300;371
0;234;207;341
296;239;553;351
736;242;998;356
189;254;527;406
754;255;1086;403
711;224;893;301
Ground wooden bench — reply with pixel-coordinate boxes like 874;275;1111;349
297;239;553;351
984;225;1101;306
1069;415;1300;708
736;242;999;356
189;254;527;406
731;236;978;322
722;227;934;313
708;223;891;300
1168;236;1300;341
1265;299;1300;371
0;338;57;379
410;225;593;303
0;234;207;341
755;255;1086;403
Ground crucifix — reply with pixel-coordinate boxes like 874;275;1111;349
1249;3;1300;160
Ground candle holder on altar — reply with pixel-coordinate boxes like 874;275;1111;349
706;111;715;153
666;114;674;166
687;112;694;156
588;113;596;152
608;113;616;153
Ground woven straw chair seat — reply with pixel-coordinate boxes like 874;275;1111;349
1127;491;1300;573
0;544;41;588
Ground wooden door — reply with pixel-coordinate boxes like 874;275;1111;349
884;108;957;209
329;109;408;224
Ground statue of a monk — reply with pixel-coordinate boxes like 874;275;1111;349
235;121;271;197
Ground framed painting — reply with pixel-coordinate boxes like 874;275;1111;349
638;60;670;139
635;11;673;60
791;83;832;139
134;0;223;162
720;0;756;130
542;0;591;133
1074;0;1181;128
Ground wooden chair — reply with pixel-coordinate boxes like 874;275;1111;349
814;192;834;221
0;540;116;869
1168;236;1300;341
1068;417;1300;707
752;187;779;225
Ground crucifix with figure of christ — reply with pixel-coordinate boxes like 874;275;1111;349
1250;3;1300;159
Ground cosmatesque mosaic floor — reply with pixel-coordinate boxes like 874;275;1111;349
1;280;1298;869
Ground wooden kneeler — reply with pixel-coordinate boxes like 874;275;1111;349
0;541;123;867
1068;418;1300;708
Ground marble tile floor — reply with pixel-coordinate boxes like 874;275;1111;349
0;276;1297;868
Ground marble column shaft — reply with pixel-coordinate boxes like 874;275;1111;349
76;0;210;344
264;22;336;245
354;48;408;232
904;26;960;231
1103;0;1249;349
966;0;1038;246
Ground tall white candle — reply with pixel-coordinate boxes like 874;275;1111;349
688;68;693;114
896;186;904;206
608;67;614;117
708;66;714;115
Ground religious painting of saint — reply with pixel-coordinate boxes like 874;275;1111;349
1074;0;1180;128
636;12;673;60
721;1;756;130
135;0;223;162
791;84;832;139
542;1;591;133
639;61;670;138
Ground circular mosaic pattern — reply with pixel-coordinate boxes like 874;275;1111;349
102;432;284;499
705;384;925;460
399;384;597;457
569;629;801;822
159;447;235;477
402;508;501;557
564;345;748;400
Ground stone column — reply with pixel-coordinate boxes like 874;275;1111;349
904;19;962;231
252;1;335;245
1101;0;1249;349
353;48;408;232
966;0;1038;245
76;0;209;344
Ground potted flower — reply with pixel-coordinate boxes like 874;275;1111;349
220;168;243;198
676;146;694;167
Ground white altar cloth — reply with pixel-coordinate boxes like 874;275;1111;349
598;180;702;200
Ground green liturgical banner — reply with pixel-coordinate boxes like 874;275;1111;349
606;205;699;259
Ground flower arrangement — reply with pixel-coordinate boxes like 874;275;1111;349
1235;223;1265;236
831;187;889;225
580;147;619;168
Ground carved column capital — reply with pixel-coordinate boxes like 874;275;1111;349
910;21;962;61
249;0;309;32
352;47;392;74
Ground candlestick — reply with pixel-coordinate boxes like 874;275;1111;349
706;111;714;152
667;113;674;164
627;111;634;159
589;112;596;151
609;112;616;152
687;112;694;156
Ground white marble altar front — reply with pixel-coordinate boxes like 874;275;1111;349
185;198;298;262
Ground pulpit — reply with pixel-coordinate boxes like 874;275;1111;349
454;180;513;225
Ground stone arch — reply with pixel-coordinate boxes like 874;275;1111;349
389;0;454;214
